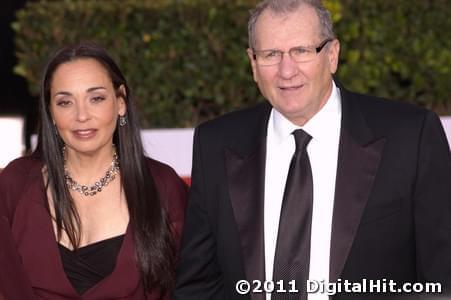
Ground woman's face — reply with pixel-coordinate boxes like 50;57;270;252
49;58;126;156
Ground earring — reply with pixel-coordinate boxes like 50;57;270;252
119;115;127;127
53;121;59;135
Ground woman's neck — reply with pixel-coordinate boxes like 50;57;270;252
64;144;116;184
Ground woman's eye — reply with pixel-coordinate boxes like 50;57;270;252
91;96;106;102
56;100;71;107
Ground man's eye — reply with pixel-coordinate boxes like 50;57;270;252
291;47;308;55
263;51;279;58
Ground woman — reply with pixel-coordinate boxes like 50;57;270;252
0;43;186;299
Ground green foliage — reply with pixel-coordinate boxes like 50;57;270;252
13;0;451;128
336;0;451;113
13;0;261;127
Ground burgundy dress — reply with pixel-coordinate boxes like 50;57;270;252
0;156;187;299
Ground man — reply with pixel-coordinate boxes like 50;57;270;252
173;0;451;299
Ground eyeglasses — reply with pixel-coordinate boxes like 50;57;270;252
252;38;333;66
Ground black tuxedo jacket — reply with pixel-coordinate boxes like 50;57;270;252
173;86;451;300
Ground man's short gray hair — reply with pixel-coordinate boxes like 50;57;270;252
248;0;335;49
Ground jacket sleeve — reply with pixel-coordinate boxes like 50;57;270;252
173;127;225;300
0;161;36;299
413;111;451;296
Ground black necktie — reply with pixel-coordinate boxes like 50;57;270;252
272;129;313;300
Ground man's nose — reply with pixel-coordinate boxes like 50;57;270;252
278;52;299;79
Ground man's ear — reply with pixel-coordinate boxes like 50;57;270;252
247;48;259;83
328;39;340;74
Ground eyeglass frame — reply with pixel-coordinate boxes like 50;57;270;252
251;38;334;66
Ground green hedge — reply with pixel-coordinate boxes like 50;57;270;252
13;0;451;128
336;0;451;114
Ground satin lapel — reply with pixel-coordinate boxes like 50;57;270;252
225;139;266;300
329;131;385;282
329;86;386;282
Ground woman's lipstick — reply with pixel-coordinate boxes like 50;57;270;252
72;129;97;139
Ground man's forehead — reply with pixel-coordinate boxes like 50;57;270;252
254;5;322;48
256;4;320;30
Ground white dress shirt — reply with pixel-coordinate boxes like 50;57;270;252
264;82;342;300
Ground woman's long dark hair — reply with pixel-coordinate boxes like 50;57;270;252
35;42;175;291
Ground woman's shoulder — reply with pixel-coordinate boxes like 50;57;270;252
0;155;43;220
145;157;184;186
144;156;187;229
0;155;43;185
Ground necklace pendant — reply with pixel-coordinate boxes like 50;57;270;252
63;146;120;197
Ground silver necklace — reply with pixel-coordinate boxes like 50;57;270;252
63;146;120;196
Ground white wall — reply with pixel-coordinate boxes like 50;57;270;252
28;129;194;176
0;117;24;168
141;128;194;177
10;117;451;176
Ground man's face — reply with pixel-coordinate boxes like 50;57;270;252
247;5;340;126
